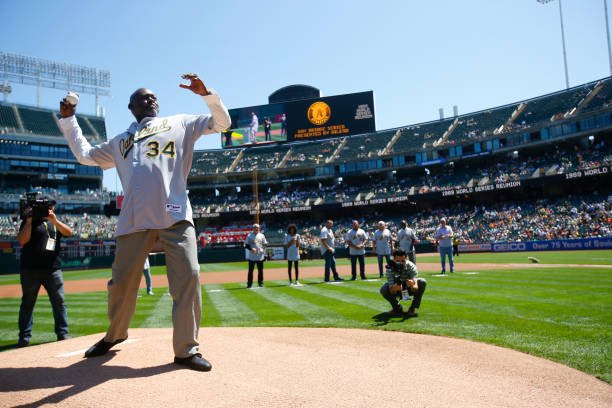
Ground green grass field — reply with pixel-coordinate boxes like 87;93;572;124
0;250;610;383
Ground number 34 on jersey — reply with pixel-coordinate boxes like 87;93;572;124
145;140;176;158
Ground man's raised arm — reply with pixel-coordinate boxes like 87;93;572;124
57;98;115;170
180;73;231;138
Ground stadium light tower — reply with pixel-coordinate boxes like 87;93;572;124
605;0;612;75
0;52;110;115
537;0;570;89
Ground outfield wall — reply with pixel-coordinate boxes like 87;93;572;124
459;237;612;253
0;243;439;273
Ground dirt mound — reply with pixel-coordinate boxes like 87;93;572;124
1;327;610;407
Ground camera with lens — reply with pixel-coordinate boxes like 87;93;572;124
386;259;406;287
19;192;55;221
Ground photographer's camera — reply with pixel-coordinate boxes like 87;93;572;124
19;192;54;221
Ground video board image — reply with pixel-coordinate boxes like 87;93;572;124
222;103;287;148
222;91;375;148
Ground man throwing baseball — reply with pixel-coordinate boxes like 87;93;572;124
58;73;230;372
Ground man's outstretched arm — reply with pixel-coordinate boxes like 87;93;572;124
180;73;231;137
58;98;115;169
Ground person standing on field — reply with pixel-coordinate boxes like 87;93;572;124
58;73;230;372
284;224;301;285
396;220;418;264
320;220;344;282
245;224;267;288
434;218;454;274
373;221;392;278
143;256;153;295
17;201;73;347
345;220;368;280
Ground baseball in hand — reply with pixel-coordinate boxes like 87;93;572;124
65;91;79;106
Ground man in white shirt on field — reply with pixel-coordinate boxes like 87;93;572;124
320;220;343;282
397;220;418;264
373;221;392;278
434;218;454;274
245;224;267;287
345;220;368;280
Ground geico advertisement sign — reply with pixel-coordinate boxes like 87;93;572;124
493;243;527;252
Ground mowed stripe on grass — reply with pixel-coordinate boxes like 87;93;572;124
0;265;610;383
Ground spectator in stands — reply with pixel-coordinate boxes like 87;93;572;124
345;220;368;280
434;218;455;274
320;220;344;282
245;224;267;288
396;220;418;264
284;224;301;285
264;117;272;141
379;248;426;317
373;221;392;278
249;112;259;144
17;199;73;347
143;256;153;295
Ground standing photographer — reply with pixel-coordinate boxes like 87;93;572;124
379;248;427;317
17;198;73;347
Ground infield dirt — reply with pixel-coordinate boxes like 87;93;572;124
1;327;611;408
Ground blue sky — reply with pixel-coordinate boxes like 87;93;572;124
2;0;611;192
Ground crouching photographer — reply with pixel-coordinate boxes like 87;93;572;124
379;248;427;317
16;193;73;347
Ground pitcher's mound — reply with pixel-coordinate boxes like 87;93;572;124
1;327;610;408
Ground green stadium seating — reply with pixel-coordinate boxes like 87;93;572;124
87;116;108;139
234;145;291;172
583;78;612;112
75;115;96;137
334;131;394;162
191;149;241;175
284;139;338;168
17;106;62;136
514;83;594;127
392;118;455;154
0;104;19;130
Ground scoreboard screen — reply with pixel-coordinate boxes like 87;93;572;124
221;91;375;148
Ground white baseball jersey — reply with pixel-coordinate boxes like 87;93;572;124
249;114;259;130
345;228;367;256
284;233;301;261
435;225;454;248
58;93;230;237
397;227;417;253
319;226;335;254
373;228;392;255
245;232;267;261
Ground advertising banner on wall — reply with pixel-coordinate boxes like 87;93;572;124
490;237;612;252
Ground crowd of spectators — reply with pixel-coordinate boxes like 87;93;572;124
1;194;609;244
0;213;119;241
258;194;611;249
0;187;113;203
190;143;611;214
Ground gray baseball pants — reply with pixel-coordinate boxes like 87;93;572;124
103;221;201;358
